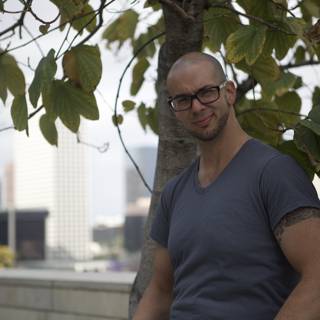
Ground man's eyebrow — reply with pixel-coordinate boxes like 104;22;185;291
171;84;217;99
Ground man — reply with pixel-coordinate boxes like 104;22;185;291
133;52;320;319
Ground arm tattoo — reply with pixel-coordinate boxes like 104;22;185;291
274;207;320;245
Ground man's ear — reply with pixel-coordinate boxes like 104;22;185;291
225;81;237;106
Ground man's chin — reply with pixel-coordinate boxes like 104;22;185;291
190;129;220;142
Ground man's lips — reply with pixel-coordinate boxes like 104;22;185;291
192;113;214;127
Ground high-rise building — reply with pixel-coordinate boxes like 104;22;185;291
125;146;157;205
14;120;91;261
124;146;157;253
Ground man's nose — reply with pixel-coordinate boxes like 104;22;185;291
191;96;205;113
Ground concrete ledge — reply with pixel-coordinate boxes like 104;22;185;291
0;269;135;320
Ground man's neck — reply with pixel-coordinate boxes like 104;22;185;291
197;128;250;188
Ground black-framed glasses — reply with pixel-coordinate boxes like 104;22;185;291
168;81;227;112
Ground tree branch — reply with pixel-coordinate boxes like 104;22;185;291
114;31;165;195
237;107;307;118
0;0;30;37
210;3;296;35
236;77;257;105
281;60;320;70
0;5;100;56
159;0;195;22
290;1;304;11
268;0;296;18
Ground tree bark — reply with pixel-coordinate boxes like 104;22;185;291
129;1;208;318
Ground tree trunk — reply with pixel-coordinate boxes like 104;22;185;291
129;1;208;318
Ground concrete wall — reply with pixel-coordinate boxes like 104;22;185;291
0;269;135;320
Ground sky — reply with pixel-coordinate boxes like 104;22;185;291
0;0;320;225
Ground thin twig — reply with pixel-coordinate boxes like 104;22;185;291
76;133;110;153
0;0;30;37
59;0;110;58
0;30;15;41
237;107;307;118
55;24;72;59
114;31;165;194
210;3;296;35
0;105;44;133
281;60;320;70
21;23;45;57
268;0;296;18
28;8;60;25
0;6;100;56
290;1;303;11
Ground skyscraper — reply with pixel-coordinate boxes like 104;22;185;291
14;120;91;261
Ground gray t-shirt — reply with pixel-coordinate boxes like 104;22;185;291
151;139;320;320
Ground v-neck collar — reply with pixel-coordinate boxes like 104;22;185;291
193;138;255;194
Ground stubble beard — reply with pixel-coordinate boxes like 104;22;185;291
189;107;230;142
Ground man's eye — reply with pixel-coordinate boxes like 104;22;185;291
199;88;216;98
175;97;189;104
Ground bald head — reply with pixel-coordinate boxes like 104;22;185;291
167;52;226;88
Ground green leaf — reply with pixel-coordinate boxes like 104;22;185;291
293;76;303;89
294;124;320;168
0;71;7;104
237;0;274;19
286;18;306;38
0;51;25;102
130;57;150;96
49;0;85;30
275;91;301;111
11;94;28;131
204;7;240;52
146;106;158;135
300;118;320;135
302;0;320;18
226;25;267;65
72;4;97;34
112;114;124;126
262;72;297;99
122;100;136;112
294;45;306;64
63;45;102;92
39;114;58;146
28;49;57;108
277;140;314;179
264;22;297;60
39;24;50;34
312;87;320;107
300;105;320;137
43;80;99;132
143;0;161;10
102;9;139;49
275;91;302;127
133;32;156;58
237;55;280;84
309;106;320;124
137;103;147;130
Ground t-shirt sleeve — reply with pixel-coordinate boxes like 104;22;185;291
260;154;320;231
150;182;173;248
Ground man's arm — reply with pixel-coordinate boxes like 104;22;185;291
274;207;320;320
133;243;173;320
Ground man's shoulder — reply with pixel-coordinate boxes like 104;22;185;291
161;159;197;198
